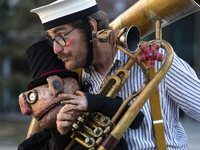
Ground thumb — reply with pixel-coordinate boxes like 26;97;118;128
76;90;85;96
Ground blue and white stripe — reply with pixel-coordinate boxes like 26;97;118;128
82;48;200;150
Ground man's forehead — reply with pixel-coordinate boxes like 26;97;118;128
47;24;72;36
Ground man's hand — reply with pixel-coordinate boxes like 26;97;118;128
56;91;88;135
60;91;88;111
56;105;79;135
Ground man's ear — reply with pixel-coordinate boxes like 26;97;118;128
89;18;98;35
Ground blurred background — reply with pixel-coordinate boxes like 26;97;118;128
0;0;199;149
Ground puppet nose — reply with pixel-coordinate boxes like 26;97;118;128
47;75;63;96
19;92;32;115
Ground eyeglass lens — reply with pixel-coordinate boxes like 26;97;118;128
55;36;66;46
45;26;77;47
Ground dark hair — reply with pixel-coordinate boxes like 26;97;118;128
69;11;110;31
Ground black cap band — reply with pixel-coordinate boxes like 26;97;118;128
82;17;93;68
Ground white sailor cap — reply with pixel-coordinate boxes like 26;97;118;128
31;0;99;30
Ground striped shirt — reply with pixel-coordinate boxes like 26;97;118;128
82;48;200;150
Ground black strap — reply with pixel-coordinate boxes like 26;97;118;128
82;17;93;68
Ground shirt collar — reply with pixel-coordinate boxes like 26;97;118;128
84;49;125;74
114;49;124;65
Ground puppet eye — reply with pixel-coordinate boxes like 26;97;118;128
26;90;38;104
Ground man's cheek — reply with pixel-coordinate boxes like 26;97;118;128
66;39;75;46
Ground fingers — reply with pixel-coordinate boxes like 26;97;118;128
59;104;76;113
76;90;85;96
57;105;79;135
56;114;74;135
59;93;80;107
59;91;88;111
60;101;87;112
60;99;78;106
58;91;85;101
57;111;76;121
56;91;87;135
59;93;77;100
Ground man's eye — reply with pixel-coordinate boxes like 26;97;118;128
56;32;65;36
58;34;66;38
26;90;38;104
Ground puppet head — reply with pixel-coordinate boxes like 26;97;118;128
18;40;80;129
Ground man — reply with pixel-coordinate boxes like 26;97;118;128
30;0;200;149
18;40;143;150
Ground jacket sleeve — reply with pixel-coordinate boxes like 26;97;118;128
18;129;51;150
18;129;72;150
85;93;144;129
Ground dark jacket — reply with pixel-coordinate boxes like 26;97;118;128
18;93;144;150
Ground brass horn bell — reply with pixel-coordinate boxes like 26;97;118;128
118;25;140;53
95;25;140;53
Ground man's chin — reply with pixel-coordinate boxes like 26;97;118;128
64;63;78;71
64;64;72;71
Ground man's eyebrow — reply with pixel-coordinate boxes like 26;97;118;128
52;26;67;34
47;26;68;37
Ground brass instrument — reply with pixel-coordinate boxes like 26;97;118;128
110;0;200;38
65;26;142;150
26;0;200;149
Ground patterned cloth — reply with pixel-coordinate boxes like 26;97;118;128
82;48;200;150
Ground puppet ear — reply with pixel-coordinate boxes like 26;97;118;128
19;92;32;115
47;75;63;96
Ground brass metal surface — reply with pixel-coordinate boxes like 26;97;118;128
110;0;200;37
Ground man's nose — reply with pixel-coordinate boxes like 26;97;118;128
53;41;63;54
47;75;63;96
19;92;32;115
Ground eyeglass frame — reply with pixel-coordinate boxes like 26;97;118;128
45;26;77;47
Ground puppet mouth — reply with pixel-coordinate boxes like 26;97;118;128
37;103;62;121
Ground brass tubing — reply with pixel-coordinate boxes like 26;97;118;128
121;46;147;72
98;40;174;145
97;76;121;98
110;61;150;124
64;140;75;150
117;45;138;63
98;145;107;150
106;76;121;98
98;45;150;125
111;68;129;98
111;93;136;124
156;20;162;40
26;118;42;138
109;0;200;37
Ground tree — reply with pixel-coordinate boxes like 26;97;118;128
0;0;54;112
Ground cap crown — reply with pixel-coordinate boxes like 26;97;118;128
31;0;99;30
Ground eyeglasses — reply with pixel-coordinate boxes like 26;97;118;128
45;26;77;47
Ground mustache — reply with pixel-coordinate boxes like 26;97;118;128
57;52;71;59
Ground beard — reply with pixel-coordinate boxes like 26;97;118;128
57;32;89;70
